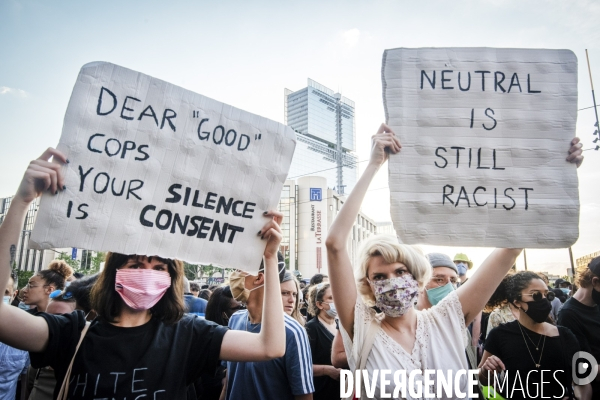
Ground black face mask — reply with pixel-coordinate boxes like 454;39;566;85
591;288;600;306
521;298;552;323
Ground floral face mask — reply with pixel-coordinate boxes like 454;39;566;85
368;274;419;317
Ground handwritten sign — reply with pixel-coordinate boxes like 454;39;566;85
382;48;579;248
31;62;296;271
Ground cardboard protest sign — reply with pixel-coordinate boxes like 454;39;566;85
30;62;296;271
382;48;579;248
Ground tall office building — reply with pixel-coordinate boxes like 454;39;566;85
284;79;358;195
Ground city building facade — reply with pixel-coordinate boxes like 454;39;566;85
284;78;358;195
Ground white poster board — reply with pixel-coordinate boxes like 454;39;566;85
382;48;579;248
31;62;296;271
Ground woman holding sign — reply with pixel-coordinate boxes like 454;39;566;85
0;148;286;400
326;124;583;400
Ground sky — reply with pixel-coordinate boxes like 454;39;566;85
1;0;599;276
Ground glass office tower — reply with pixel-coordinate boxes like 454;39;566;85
284;79;358;195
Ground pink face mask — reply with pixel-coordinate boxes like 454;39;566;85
115;269;172;311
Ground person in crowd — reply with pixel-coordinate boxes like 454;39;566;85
453;253;472;285
66;273;99;318
206;286;243;327
480;271;591;399
0;148;287;399
415;253;458;310
190;282;201;297
225;251;314;399
21;260;73;313
28;289;78;400
309;274;328;286
184;276;208;316
485;273;519;338
201;286;243;400
0;270;30;400
281;271;305;326
199;289;212;301
305;283;341;400
557;256;600;397
538;272;563;322
554;278;572;299
553;287;568;304
325;124;584;400
299;280;307;290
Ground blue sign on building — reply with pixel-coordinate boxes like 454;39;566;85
310;188;322;201
71;248;77;260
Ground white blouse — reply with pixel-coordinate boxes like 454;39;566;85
340;291;470;400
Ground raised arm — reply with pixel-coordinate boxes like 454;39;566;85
219;211;286;361
326;124;401;338
0;148;68;352
456;248;522;326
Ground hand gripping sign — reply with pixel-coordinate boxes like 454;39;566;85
30;62;296;272
382;48;579;248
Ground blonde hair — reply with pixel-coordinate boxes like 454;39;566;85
307;283;330;317
356;235;431;306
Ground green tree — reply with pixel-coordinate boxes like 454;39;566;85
15;269;34;289
56;252;80;271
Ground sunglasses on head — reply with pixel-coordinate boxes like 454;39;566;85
521;290;555;302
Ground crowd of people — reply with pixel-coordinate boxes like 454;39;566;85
0;126;598;400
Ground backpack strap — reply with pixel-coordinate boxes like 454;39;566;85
356;318;380;400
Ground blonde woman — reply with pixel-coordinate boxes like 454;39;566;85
325;124;582;400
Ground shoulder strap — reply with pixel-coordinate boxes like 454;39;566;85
356;319;380;400
57;321;91;400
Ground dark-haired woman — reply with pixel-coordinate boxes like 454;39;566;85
305;283;341;400
21;259;73;313
479;271;591;400
0;148;286;400
206;286;243;326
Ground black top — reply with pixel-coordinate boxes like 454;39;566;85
485;321;579;400
30;311;227;400
557;297;600;396
305;317;340;400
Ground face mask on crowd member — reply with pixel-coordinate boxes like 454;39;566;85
513;277;554;323
368;275;420;317
230;253;286;304
425;253;458;306
453;253;473;279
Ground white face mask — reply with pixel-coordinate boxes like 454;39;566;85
3;296;11;305
324;301;338;318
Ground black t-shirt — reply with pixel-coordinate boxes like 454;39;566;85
305;317;340;400
557;297;600;396
484;321;579;400
30;311;227;400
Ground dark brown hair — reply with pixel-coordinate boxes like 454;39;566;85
38;260;73;290
90;253;185;324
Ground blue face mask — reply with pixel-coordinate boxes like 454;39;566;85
456;263;468;276
3;296;11;305
18;301;30;311
560;288;570;296
426;282;455;306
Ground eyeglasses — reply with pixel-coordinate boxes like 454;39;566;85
521;290;555;302
24;283;50;290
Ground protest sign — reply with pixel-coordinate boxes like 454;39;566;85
30;62;296;271
382;48;579;248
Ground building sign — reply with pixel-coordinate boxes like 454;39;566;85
310;188;322;201
30;62;297;272
71;248;77;260
382;48;579;248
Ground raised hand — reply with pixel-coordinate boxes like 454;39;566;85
566;137;583;168
369;123;402;168
259;210;283;259
16;148;68;204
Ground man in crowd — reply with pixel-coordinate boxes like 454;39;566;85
225;252;314;400
189;281;200;297
183;277;207;316
0;270;29;399
453;253;473;285
557;256;600;397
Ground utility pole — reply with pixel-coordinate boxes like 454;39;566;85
585;49;600;150
568;247;576;282
523;249;528;271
